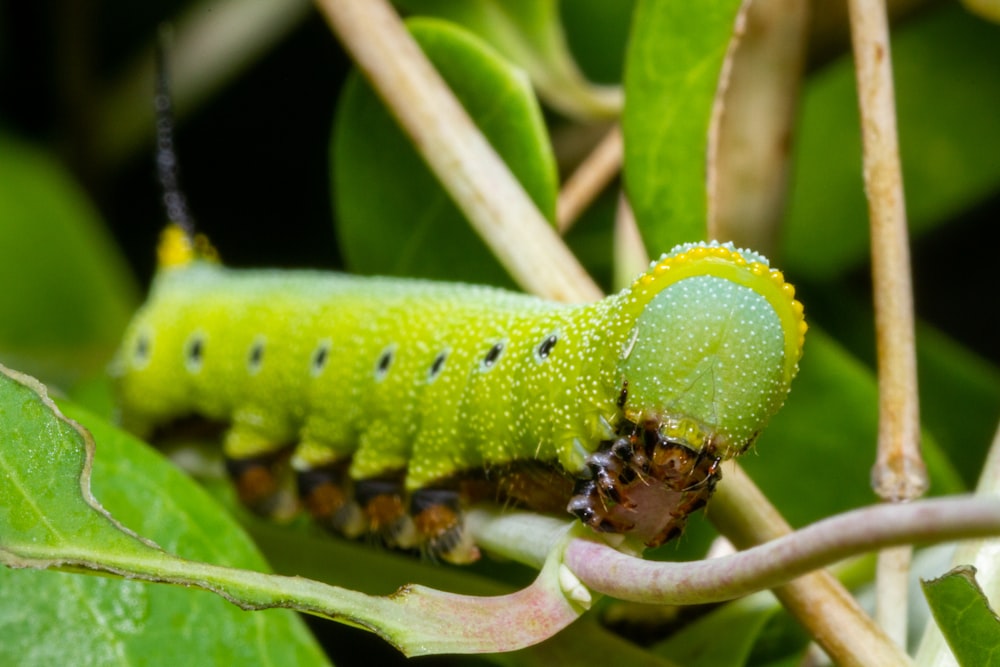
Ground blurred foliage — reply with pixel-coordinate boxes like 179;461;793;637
1;1;998;665
922;566;1000;667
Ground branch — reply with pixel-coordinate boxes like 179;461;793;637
848;0;925;645
557;125;623;233
848;0;924;505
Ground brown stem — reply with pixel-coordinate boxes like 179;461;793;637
557;125;623;233
848;0;926;644
848;0;925;505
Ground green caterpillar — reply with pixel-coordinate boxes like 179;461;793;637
112;226;806;563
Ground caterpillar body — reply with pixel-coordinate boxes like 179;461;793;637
113;226;806;563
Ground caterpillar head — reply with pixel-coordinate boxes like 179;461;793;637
617;242;806;460
569;243;805;546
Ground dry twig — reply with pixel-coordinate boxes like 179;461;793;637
557;125;623;233
848;0;926;645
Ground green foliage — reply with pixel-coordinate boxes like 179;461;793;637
622;0;746;250
0;132;138;384
0;1;999;665
0;367;329;666
922;566;1000;667
784;6;1000;278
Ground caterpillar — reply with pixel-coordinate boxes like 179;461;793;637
112;226;806;564
113;45;805;564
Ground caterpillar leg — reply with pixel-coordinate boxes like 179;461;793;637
223;416;299;520
410;488;479;565
296;463;479;563
354;478;418;550
224;448;298;520
297;466;419;550
296;462;366;538
567;420;721;547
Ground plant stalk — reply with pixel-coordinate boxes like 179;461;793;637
848;0;926;646
557;125;623;233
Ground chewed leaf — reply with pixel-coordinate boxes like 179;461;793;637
0;366;158;564
922;565;1000;667
0;364;328;665
0;364;585;656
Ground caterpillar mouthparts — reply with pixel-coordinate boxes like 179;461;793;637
568;416;721;548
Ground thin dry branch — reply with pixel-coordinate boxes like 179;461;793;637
876;545;913;646
557;125;623;233
848;0;926;645
316;0;601;303
848;0;925;503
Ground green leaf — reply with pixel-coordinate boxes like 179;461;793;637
784;5;1000;278
396;0;622;118
333;18;558;287
0;366;328;666
559;0;635;85
622;0;746;251
922;565;1000;667
0;364;585;657
0;131;138;385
